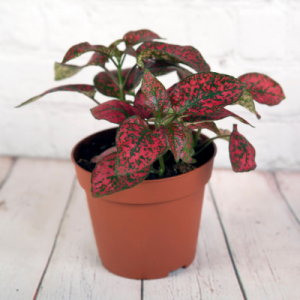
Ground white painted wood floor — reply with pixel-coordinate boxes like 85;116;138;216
0;156;299;300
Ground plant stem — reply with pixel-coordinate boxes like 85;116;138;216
116;59;125;101
150;166;160;174
122;64;137;89
91;98;101;105
158;155;165;178
194;128;201;147
193;135;231;156
104;66;119;87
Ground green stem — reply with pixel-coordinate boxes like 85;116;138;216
116;59;125;101
120;54;127;67
193;135;231;157
158;156;165;178
150;166;160;174
91;98;101;106
194;128;201;147
122;64;137;89
104;66;119;87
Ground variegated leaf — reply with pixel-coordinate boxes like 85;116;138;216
188;121;220;135
91;100;144;124
54;52;109;81
136;42;210;73
91;152;150;197
180;129;196;163
91;146;117;163
93;68;130;98
61;42;111;64
141;69;171;118
16;85;96;108
229;124;256;172
123;29;161;47
184;108;253;127
115;116;167;175
124;47;137;57
176;66;193;80
232;89;261;119
134;89;153;119
238;73;285;106
164;121;186;162
171;73;247;116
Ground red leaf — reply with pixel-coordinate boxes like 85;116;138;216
91;100;144;124
184;108;253;127
55;52;109;81
170;73;247;116
176;66;193;80
91;146;117;163
188;121;220;135
137;42;210;73
134;89;153;119
93;68;131;98
91;153;150;197
141;69;171;118
123;29;161;47
165;121;186;162
179;129;196;163
115;116;167;175
238;73;285;106
229;125;256;172
16;85;96;108
61;42;111;64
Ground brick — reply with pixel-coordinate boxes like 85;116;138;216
186;7;235;57
238;8;286;59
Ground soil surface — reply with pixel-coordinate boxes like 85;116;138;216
76;135;214;180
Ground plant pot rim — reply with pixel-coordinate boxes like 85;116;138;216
70;126;217;184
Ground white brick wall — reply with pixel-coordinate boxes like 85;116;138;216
1;0;300;170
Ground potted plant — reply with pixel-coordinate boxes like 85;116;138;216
17;29;285;279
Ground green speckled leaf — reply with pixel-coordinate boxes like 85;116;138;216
180;129;196;163
188;121;220;135
229;124;256;172
136;42;210;73
16;85;96;108
91;152;150;197
123;29;161;47
61;42;111;64
233;90;261;119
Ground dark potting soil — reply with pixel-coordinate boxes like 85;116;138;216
76;136;214;180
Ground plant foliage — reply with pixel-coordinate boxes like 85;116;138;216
17;29;286;197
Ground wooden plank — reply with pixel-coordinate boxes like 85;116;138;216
0;158;75;300
37;180;141;300
0;156;13;186
143;187;244;300
210;169;300;300
275;171;300;223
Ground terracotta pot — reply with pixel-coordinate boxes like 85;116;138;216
71;127;217;279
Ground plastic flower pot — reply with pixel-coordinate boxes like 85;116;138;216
71;127;217;279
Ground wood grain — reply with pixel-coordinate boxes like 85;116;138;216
143;187;244;300
275;171;300;224
37;180;141;300
0;158;75;300
210;169;300;300
0;156;13;186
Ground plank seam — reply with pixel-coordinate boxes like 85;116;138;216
141;280;144;300
0;157;17;190
33;175;77;300
272;172;300;227
208;182;248;300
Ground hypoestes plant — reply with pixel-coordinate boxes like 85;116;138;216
17;29;285;197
